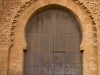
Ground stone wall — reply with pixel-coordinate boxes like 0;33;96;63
0;0;100;75
0;0;2;21
0;0;8;75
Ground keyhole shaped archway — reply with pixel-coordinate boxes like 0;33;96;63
24;7;83;75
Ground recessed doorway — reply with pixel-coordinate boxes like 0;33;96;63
24;8;83;75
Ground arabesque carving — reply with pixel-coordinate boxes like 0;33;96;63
0;0;100;75
74;0;100;48
0;0;37;47
0;0;100;49
0;0;100;47
73;2;100;72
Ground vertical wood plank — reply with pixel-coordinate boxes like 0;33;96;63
24;8;83;75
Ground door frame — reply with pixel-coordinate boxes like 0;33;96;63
25;8;83;75
8;0;97;75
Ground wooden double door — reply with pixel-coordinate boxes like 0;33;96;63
24;8;83;75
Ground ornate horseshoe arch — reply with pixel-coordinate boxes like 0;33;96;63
6;0;98;75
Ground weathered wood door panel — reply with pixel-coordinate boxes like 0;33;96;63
53;9;82;75
24;8;82;75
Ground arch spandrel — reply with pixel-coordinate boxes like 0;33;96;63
15;0;93;51
11;0;97;75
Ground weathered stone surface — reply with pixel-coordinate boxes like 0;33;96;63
0;0;100;75
0;0;2;21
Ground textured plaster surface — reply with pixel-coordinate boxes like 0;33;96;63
0;0;100;75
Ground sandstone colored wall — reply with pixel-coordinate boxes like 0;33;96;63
0;0;100;75
0;0;2;20
0;0;8;75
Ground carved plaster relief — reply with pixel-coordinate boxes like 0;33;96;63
74;0;100;48
0;0;100;75
0;0;99;49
